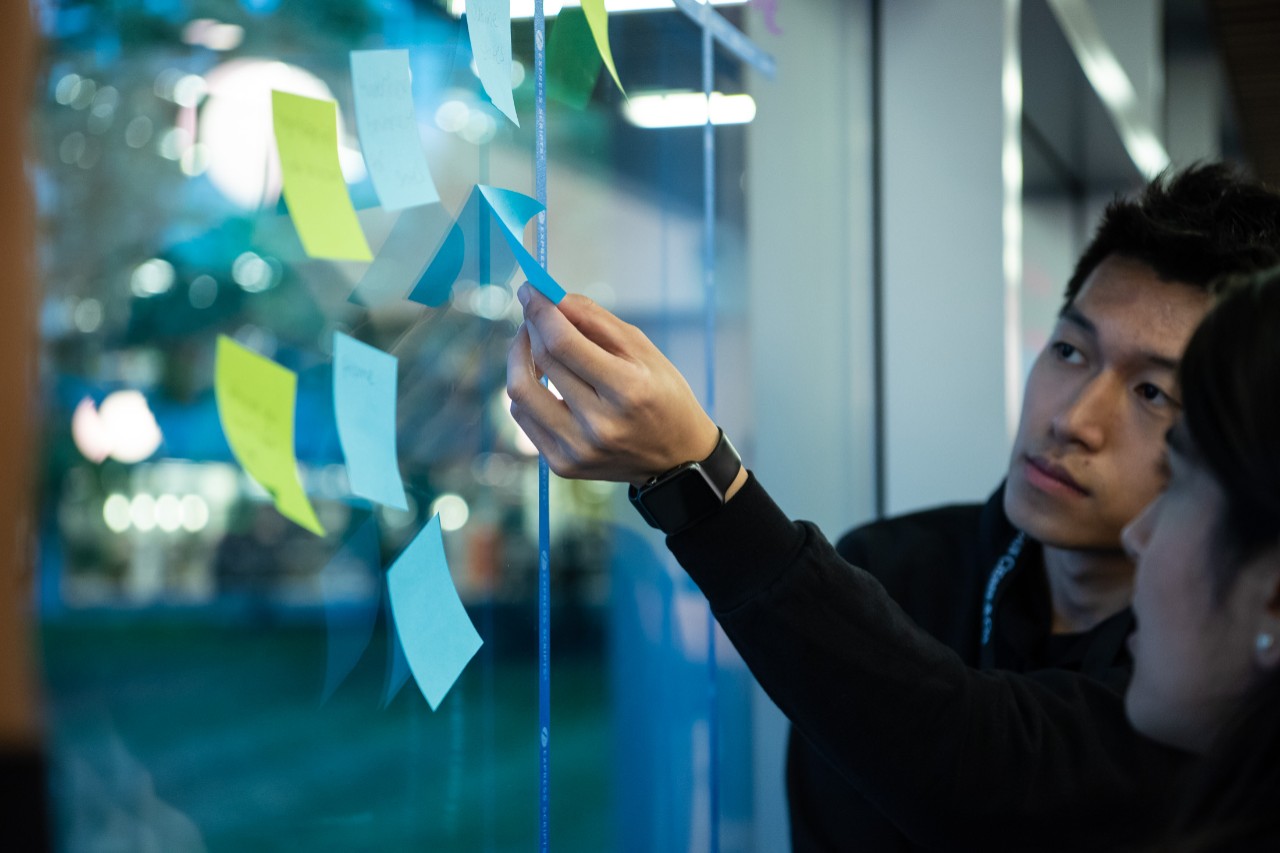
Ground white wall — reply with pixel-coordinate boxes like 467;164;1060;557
881;0;1011;515
746;0;877;847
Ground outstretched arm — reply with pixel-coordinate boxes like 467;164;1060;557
506;285;1182;850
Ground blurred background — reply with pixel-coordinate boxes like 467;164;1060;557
27;0;1274;850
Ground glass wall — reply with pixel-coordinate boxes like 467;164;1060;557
34;1;759;849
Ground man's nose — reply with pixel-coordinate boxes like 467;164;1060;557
1050;373;1114;450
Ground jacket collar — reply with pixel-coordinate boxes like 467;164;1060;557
976;481;1134;679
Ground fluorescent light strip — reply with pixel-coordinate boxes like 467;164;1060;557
622;91;755;128
1002;0;1024;442
1046;0;1170;179
449;0;747;18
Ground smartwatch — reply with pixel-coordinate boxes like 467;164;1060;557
628;429;742;535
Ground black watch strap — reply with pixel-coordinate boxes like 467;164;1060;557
628;429;742;535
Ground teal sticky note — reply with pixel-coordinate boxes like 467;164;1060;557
410;220;468;307
349;204;453;308
350;49;441;212
320;517;381;703
333;333;408;510
477;184;567;303
386;515;482;711
466;0;519;125
407;184;566;306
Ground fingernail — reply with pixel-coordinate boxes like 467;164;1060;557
517;283;531;308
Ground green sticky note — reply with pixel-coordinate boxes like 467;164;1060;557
581;0;624;96
215;335;326;536
271;90;373;262
547;7;601;110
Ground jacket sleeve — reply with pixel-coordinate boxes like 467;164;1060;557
667;474;1184;852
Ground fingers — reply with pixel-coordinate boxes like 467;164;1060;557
524;318;600;414
518;285;630;386
509;398;575;476
555;292;639;357
506;323;576;446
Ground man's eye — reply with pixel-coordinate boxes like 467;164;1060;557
1137;383;1172;406
1051;341;1083;363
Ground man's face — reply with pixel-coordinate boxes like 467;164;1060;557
1004;255;1213;551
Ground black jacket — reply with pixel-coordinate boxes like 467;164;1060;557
786;483;1139;851
667;474;1187;852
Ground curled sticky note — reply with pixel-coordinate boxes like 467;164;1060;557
387;514;483;711
350;49;441;211
548;7;602;110
466;0;519;125
408;184;566;307
332;332;408;510
582;0;624;95
348;204;454;308
214;335;325;535
271;90;373;262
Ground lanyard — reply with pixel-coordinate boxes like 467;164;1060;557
980;530;1026;649
980;531;1134;679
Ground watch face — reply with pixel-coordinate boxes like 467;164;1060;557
641;465;723;533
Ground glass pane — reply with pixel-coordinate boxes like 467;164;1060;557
35;2;757;850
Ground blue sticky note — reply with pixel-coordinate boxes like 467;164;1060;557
408;187;518;305
477;184;567;303
408;185;566;307
411;220;468;307
350;49;441;212
319;517;381;703
333;333;408;510
349;204;453;308
386;514;482;711
466;0;519;125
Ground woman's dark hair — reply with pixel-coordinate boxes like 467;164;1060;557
1153;268;1280;850
1180;267;1280;573
1063;164;1280;309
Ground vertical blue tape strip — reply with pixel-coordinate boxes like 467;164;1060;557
534;1;551;851
702;23;721;853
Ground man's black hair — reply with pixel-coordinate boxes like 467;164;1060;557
1063;163;1280;308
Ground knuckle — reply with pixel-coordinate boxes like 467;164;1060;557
507;381;530;410
541;325;568;358
589;416;622;453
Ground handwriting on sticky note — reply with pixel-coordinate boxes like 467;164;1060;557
350;50;440;211
272;90;373;262
581;0;624;95
466;0;519;126
387;515;483;711
214;335;325;535
333;332;408;510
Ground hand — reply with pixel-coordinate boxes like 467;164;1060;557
507;284;725;487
